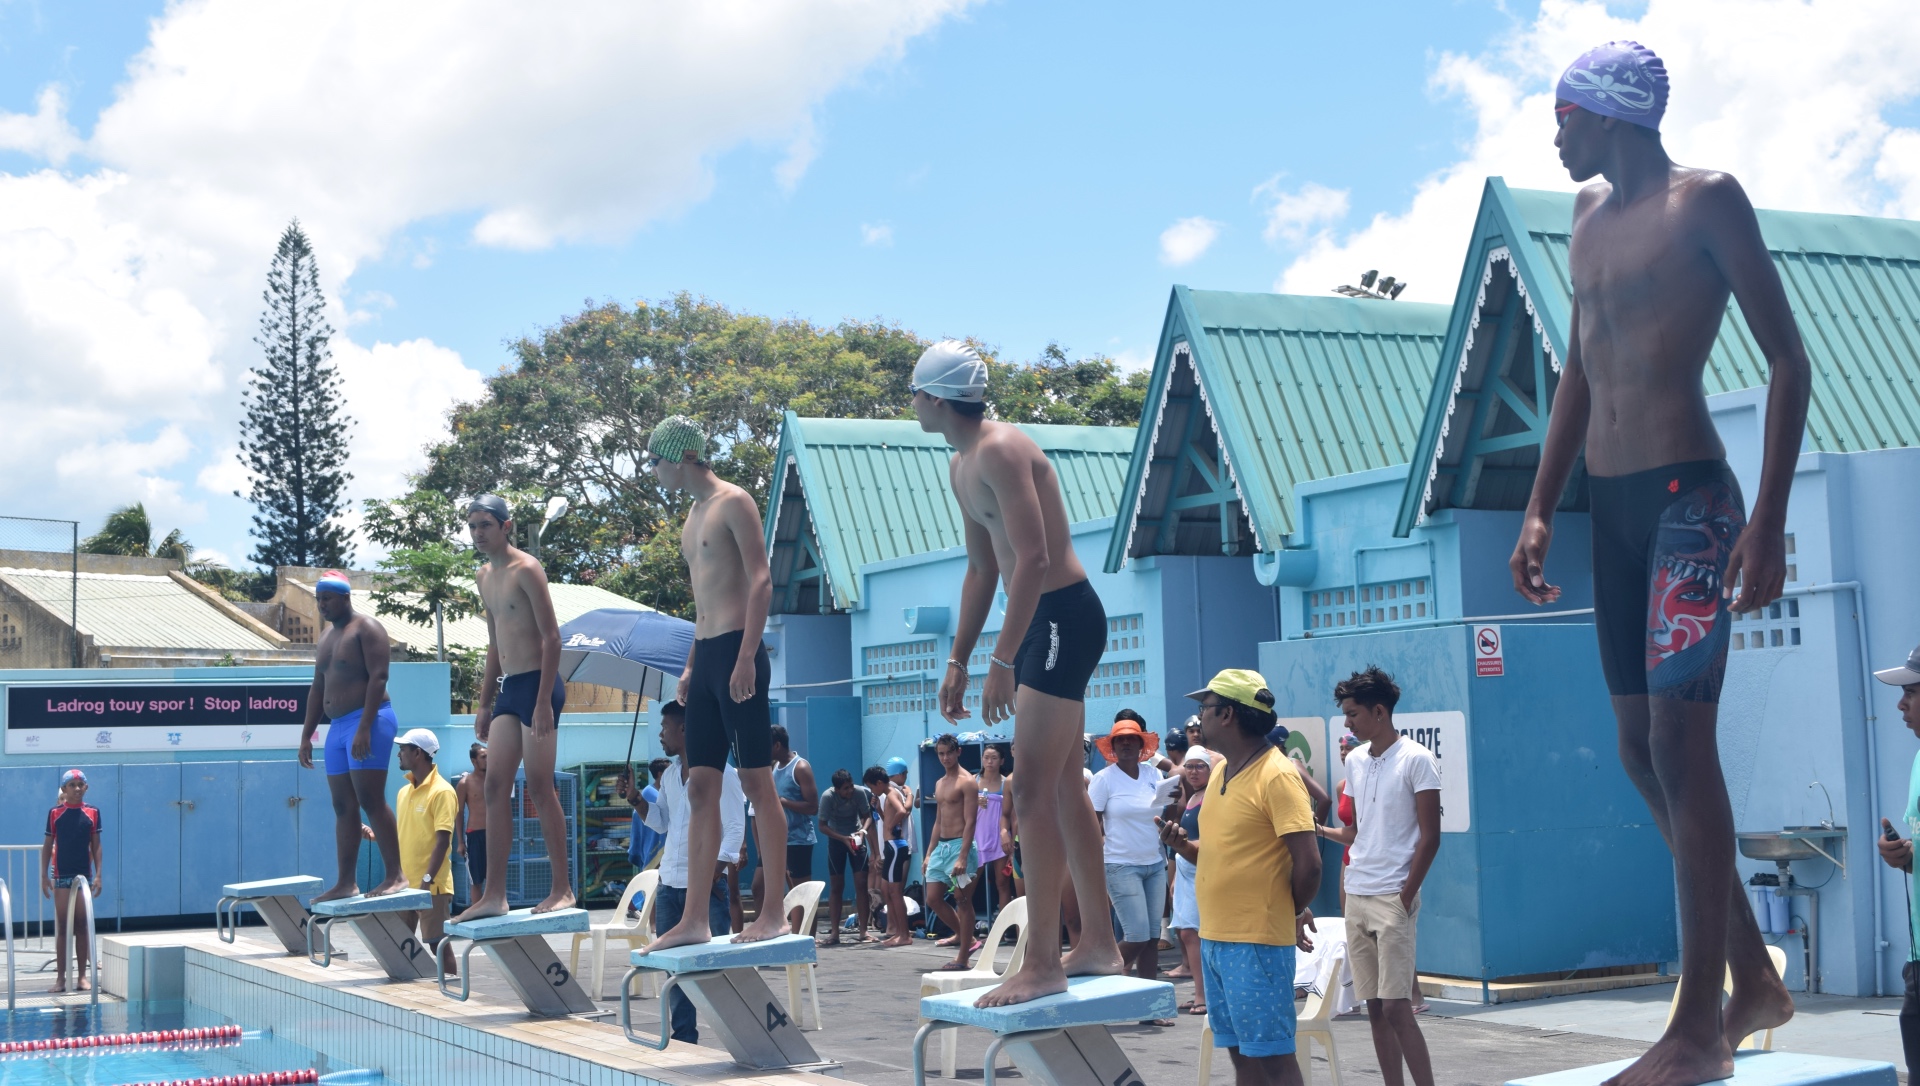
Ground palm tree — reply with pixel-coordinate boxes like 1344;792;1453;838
81;504;155;556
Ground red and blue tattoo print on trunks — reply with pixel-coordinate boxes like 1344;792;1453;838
1645;479;1745;702
1588;459;1746;704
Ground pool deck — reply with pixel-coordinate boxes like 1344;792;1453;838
70;912;1911;1086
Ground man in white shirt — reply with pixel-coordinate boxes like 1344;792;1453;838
1337;667;1440;1086
622;700;745;1043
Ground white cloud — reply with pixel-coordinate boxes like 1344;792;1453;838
1253;179;1350;245
0;0;972;553
1159;216;1222;266
861;222;894;247
1277;0;1920;301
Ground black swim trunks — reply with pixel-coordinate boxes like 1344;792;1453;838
494;670;565;726
1013;579;1106;701
1589;459;1747;703
683;629;773;771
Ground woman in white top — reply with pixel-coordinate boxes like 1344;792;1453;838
1088;715;1173;1024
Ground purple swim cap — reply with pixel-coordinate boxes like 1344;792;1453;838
1557;41;1668;131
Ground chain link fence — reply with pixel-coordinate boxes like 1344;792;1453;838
0;515;80;668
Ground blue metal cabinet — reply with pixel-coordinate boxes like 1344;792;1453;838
178;763;239;913
237;762;299;886
119;764;182;917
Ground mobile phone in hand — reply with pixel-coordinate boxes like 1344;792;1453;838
1886;817;1904;842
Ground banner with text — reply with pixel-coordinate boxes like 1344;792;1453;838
6;682;314;754
1326;710;1471;832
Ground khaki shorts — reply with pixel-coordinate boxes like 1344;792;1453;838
1346;891;1419;1001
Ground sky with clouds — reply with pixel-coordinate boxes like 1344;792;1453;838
0;0;1916;569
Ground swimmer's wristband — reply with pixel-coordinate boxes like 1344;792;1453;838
990;656;1015;671
947;659;967;670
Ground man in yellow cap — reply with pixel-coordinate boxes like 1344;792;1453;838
1161;669;1319;1086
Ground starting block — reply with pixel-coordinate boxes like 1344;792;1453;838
1509;1052;1897;1086
622;934;832;1072
914;975;1174;1086
217;876;324;954
438;908;598;1018
308;890;436;981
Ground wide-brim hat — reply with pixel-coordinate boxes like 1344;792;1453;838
1095;719;1159;763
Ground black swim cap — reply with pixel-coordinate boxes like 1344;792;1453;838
467;494;511;524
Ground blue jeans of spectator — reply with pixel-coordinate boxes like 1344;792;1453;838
653;876;732;1043
1105;861;1168;944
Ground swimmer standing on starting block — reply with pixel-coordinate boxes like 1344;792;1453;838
300;570;407;902
639;416;793;949
453;494;576;919
1512;42;1808;1086
913;341;1124;1006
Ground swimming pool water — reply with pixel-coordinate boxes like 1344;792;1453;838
0;1000;397;1086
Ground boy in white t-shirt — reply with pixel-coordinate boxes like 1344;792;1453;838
1337;667;1439;1086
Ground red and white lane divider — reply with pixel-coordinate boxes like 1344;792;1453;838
0;1024;246;1056
121;1073;319;1086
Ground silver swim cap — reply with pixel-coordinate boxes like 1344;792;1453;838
911;340;988;404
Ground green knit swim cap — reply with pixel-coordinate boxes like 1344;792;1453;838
647;415;708;468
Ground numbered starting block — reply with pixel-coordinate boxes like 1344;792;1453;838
217;876;324;954
438;908;598;1018
1510;1052;1896;1086
622;934;833;1073
308;890;436;981
914;975;1174;1086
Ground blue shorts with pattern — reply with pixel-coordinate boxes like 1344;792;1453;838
1201;938;1297;1058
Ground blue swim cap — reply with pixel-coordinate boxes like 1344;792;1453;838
315;570;351;596
1558;41;1668;131
885;756;910;776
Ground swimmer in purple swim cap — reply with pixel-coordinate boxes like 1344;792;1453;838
1514;41;1812;1086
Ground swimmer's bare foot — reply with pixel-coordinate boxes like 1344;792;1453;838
975;961;1068;1007
451;893;510;924
73;975;91;992
1601;1029;1733;1086
366;874;409;897
311;881;360;905
881;935;913;948
46;977;66;994
1061;941;1125;978
1723;969;1794;1053
733;911;788;944
639;917;713;954
533;888;576;914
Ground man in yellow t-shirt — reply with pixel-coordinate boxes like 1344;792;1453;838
1161;670;1320;1086
395;728;459;973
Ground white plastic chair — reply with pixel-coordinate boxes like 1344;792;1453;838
568;869;658;1000
1200;939;1344;1086
917;897;1031;1078
783;879;827;1030
1663;944;1789;1051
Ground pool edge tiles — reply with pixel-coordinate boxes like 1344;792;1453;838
98;931;852;1086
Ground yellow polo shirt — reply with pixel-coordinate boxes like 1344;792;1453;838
1195;747;1316;945
397;765;458;895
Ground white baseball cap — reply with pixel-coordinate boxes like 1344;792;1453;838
396;728;440;755
1875;643;1920;687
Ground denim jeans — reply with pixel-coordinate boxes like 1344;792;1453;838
1106;861;1168;943
653;876;732;1043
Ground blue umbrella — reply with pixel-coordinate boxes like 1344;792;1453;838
557;608;696;767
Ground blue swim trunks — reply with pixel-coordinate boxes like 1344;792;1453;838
1200;938;1297;1057
323;702;398;775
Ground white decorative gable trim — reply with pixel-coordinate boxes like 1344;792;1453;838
1117;340;1262;567
1415;246;1560;525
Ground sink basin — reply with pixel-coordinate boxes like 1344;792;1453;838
1738;826;1846;864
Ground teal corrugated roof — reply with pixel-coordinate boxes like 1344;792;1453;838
1397;178;1920;534
766;414;1136;612
1106;287;1450;571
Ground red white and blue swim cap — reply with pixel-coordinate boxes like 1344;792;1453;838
315;570;352;595
1558;41;1668;131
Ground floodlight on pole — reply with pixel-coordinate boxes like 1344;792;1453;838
538;495;570;542
1333;269;1409;301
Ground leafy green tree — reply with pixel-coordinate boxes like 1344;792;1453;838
239;221;355;569
405;294;1143;617
82;504;155;556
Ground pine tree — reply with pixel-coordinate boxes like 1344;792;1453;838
237;221;355;568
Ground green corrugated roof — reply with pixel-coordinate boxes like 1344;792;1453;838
1396;178;1920;534
1105;287;1450;571
767;414;1137;612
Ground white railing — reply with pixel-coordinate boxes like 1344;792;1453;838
0;846;52;955
2;875;14;1011
68;876;98;1004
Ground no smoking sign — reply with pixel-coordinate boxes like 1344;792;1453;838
1472;624;1505;677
